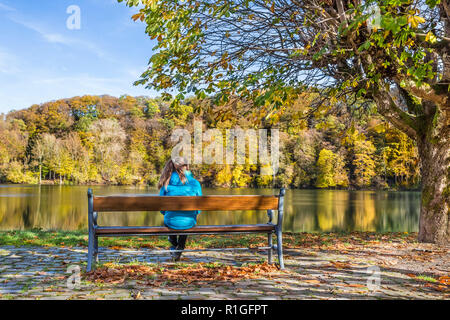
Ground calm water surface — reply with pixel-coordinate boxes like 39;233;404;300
0;185;421;232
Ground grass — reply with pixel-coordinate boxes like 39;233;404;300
415;275;438;283
0;229;418;250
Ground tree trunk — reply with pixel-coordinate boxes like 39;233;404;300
375;88;449;244
417;128;450;245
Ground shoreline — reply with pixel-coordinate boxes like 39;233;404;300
0;182;422;192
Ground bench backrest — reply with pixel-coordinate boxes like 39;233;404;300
90;193;283;212
87;189;285;230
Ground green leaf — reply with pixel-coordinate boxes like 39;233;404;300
358;41;371;52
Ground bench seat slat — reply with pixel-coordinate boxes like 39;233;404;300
95;224;276;235
93;195;279;212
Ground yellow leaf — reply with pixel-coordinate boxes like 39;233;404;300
425;31;437;43
408;16;425;28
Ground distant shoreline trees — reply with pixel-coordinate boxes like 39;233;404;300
0;94;419;190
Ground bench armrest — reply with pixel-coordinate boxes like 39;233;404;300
87;188;98;229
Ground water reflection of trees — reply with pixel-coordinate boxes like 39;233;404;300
353;192;376;231
285;189;419;232
316;190;349;232
0;186;420;232
373;191;420;232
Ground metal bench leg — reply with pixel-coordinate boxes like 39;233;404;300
276;229;284;269
87;232;95;272
267;233;273;264
94;236;99;263
276;188;285;270
87;188;95;272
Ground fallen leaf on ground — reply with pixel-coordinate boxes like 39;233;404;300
304;279;321;284
424;283;450;293
381;260;398;266
344;283;366;288
328;261;352;269
84;262;281;286
109;246;125;250
438;276;450;285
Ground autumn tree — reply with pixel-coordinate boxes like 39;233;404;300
37;133;62;182
0;118;33;183
343;127;377;187
88;119;127;183
316;148;349;188
62;132;90;183
384;129;420;187
353;139;377;187
122;0;450;244
32;135;45;184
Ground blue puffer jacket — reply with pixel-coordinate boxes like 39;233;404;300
159;170;202;229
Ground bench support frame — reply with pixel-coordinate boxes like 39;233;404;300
87;189;97;273
276;188;285;269
86;188;285;272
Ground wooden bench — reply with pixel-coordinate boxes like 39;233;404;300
86;188;285;272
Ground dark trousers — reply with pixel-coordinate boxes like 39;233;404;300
168;235;187;249
164;223;187;249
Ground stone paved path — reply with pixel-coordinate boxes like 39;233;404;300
0;244;448;300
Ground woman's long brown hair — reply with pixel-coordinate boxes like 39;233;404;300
158;157;188;190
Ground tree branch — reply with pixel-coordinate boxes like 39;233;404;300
372;89;419;139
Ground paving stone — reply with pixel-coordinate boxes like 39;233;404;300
153;295;180;300
0;244;446;300
92;290;115;295
256;296;281;300
235;290;263;295
0;289;22;294
180;295;208;300
39;296;70;300
283;295;306;299
189;289;216;295
153;288;178;296
6;254;22;259
207;293;234;299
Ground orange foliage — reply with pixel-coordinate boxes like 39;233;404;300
85;262;281;285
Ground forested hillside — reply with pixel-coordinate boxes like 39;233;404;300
0;94;419;189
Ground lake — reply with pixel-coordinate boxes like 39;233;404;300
0;185;421;232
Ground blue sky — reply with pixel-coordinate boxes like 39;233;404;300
0;0;157;113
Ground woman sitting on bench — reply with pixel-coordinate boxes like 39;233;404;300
158;156;202;261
